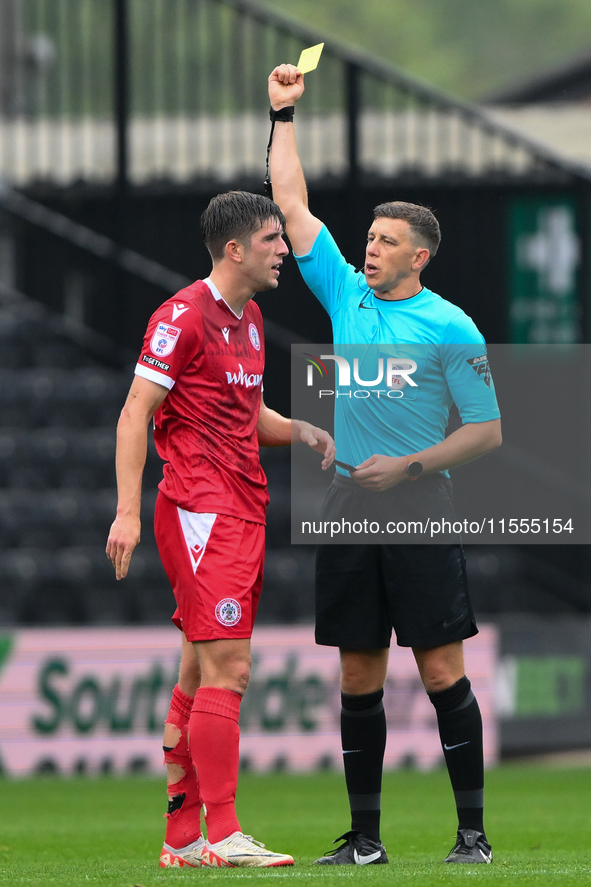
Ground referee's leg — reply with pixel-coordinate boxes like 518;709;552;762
339;648;389;844
413;641;491;861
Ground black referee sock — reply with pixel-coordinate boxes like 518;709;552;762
428;676;485;837
340;688;386;842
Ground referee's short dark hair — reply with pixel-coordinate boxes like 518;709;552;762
373;201;441;261
201;191;286;261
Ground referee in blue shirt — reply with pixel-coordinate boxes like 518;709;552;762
268;64;502;866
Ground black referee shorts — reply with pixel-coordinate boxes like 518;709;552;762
315;476;478;650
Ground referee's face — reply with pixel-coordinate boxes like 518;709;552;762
365;217;425;297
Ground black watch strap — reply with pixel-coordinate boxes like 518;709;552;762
405;456;423;480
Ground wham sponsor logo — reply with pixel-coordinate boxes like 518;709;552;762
225;363;263;388
142;354;171;372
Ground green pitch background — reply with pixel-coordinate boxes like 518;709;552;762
0;764;589;886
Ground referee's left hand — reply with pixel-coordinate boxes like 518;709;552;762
351;454;407;491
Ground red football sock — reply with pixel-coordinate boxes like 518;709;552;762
189;687;242;844
163;684;202;849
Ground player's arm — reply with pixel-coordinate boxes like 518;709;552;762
352;419;502;492
257;397;335;469
268;64;323;256
106;375;168;579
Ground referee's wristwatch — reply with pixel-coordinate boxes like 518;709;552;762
405;455;423;480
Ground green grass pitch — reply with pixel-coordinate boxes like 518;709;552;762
0;763;589;886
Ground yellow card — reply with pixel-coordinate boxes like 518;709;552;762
296;43;324;74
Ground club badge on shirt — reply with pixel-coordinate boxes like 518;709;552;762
215;598;242;626
249;322;261;351
150;322;181;357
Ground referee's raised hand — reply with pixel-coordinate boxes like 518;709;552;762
269;64;305;109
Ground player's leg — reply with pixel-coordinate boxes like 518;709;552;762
189;637;249;844
313;542;390;865
413;641;491;863
154;492;207;868
159;632;204;868
156;496;293;867
192;637;294;868
169;510;292;868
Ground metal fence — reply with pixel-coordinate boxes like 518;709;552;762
0;0;588;188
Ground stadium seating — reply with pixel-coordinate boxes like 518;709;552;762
0;301;310;626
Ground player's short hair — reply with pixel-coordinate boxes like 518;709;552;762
372;201;441;261
201;191;286;261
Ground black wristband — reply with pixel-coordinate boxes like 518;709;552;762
264;107;295;198
269;105;294;122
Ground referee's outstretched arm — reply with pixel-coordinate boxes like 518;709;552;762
268;64;323;256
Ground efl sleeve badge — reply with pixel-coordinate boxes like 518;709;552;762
150;322;182;357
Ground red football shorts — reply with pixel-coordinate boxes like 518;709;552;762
154;491;265;642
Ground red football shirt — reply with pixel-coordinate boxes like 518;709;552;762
135;277;268;523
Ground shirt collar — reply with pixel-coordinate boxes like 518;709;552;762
203;277;243;319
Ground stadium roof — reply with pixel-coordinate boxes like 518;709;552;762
483;46;591;105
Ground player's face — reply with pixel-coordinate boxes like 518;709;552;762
364;217;425;295
242;220;289;292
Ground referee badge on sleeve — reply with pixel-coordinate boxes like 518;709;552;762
466;355;491;388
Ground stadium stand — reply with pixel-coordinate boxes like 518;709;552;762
0;292;313;627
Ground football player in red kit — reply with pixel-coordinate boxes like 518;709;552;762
106;191;334;868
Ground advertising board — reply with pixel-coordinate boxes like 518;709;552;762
0;625;498;776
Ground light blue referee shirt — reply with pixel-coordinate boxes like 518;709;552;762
295;225;500;474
